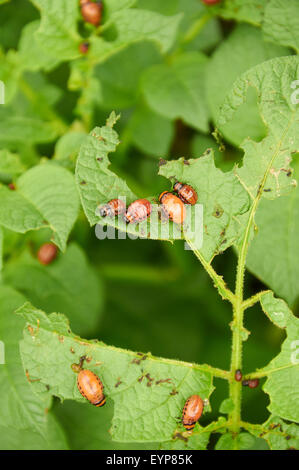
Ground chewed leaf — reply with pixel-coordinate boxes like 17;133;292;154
258;292;299;423
218;56;299;200
159;155;250;262
0;286;68;449
75;113;136;226
250;416;299;450
76;113;250;261
17;302;215;443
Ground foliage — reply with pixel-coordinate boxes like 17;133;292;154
0;0;298;451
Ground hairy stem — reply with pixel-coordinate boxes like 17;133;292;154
242;290;271;311
186;239;235;304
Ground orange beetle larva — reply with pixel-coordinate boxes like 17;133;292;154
37;243;58;266
182;395;204;431
173;182;198;205
159;191;186;224
77;369;106;407
124;199;152;224
80;1;103;26
99;199;126;218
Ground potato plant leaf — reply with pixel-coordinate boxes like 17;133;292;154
215;432;256;450
206;25;289;147
29;0;81;61
142;52;209;132
76;113;250;262
17;302;215;443
263;0;299;53
250;416;299;450
259;292;299;423
218;56;299;201
0;163;79;251
88;9;182;66
217;0;267;26
246;159;299;307
0;286;68;450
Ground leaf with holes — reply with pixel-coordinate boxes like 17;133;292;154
17;302;215;443
258;292;299;423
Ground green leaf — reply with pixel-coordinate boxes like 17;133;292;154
112;9;182;54
218;0;267;26
259;292;299;423
219;398;234;414
161;426;211;450
17;163;80;251
250;416;299;450
142;52;209;132
127;103;174;156
0;111;59;145
17;302;215;442
218;56;299;200
158;155;250;262
246;159;299;307
0;163;79;249
54;130;87;170
161;417;228;450
0;286;68;450
0;184;46;234
76;113;249;261
76;113;136;226
207;24;289;147
0;227;3;274
88;9;181;66
215;432;256;450
263;0;299;53
54;401;157;450
29;0;80;61
94;42;162;109
0;150;26;182
18;20;60;71
4;243;103;337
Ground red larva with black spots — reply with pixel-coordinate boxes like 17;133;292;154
182;394;204;431
99;199;126;218
173;182;198;205
77;369;106;407
124;199;152;224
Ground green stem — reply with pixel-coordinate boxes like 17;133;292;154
181;13;211;45
228;169;273;433
186;238;235;304
242;290;271;311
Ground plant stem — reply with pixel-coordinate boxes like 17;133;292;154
186;239;235;304
181;13;212;45
242;290;271;311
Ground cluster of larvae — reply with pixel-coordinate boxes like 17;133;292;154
99;182;198;225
